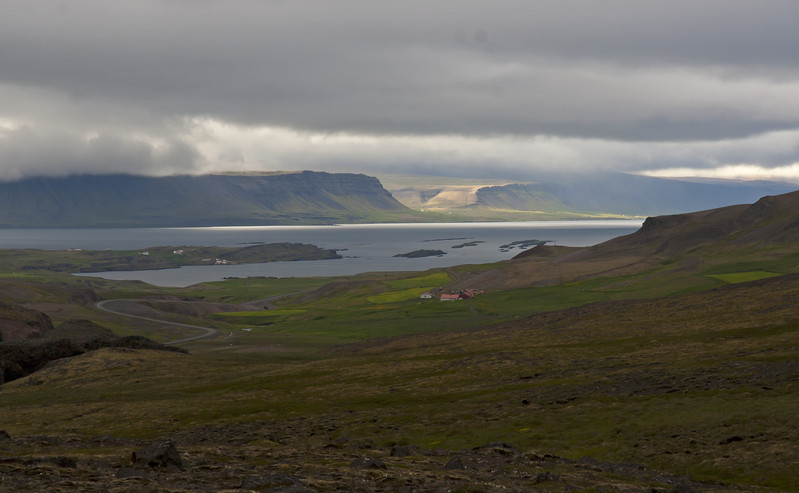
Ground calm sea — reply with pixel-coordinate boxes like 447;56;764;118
0;220;642;287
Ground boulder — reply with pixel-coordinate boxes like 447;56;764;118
390;445;417;457
131;440;184;470
349;457;386;469
472;441;522;455
443;456;467;470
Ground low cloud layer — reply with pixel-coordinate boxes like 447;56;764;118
2;1;799;181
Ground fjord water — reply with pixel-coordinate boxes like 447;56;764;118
0;220;642;287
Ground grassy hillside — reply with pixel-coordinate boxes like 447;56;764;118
1;271;797;490
2;192;799;490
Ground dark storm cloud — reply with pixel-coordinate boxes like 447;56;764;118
1;0;799;178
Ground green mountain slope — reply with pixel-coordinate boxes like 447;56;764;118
592;190;799;256
0;171;411;227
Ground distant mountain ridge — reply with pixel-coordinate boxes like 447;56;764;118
0;171;410;227
385;173;798;217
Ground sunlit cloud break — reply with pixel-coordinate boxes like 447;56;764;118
641;163;799;184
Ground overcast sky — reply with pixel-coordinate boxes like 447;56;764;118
2;0;799;182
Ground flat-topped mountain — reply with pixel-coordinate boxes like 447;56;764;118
0;171;410;227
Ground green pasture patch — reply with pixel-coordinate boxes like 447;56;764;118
367;287;431;303
183;276;336;303
260;300;478;340
708;271;781;284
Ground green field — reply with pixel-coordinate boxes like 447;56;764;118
708;270;782;283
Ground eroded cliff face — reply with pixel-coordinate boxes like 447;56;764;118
0;171;409;227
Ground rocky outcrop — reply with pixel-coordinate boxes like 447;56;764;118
0;339;83;384
0;301;55;342
131;440;183;470
1;319;187;385
67;288;101;305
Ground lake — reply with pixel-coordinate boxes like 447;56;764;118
0;220;642;287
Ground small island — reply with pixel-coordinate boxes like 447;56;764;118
451;240;485;248
393;249;447;258
0;243;341;273
499;239;550;250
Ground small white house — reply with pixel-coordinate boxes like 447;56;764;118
420;292;434;299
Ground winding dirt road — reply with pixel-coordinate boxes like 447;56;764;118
95;299;218;345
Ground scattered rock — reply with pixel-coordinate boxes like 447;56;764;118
443;456;467;470
720;435;744;444
472;441;521;455
535;471;560;484
671;481;702;493
131;440;183;470
240;473;313;492
348;437;376;449
115;466;151;479
390;445;417;457
0;430;10;441
350;457;386;469
29;435;61;446
47;456;77;468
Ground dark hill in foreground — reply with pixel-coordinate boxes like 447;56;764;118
0;171;410;227
589;189;799;257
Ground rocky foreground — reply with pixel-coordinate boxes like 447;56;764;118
0;421;743;492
